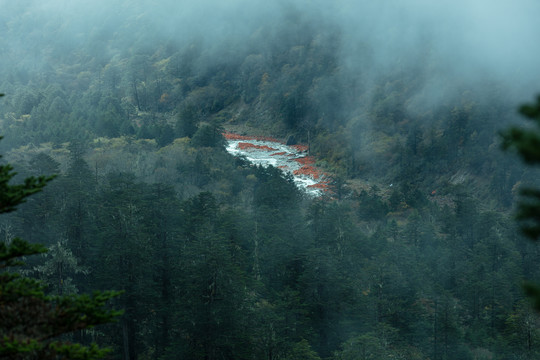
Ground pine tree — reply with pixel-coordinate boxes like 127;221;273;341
0;135;122;359
502;95;540;309
93;172;152;360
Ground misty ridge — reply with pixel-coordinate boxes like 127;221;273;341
3;0;540;108
2;0;538;173
2;0;540;359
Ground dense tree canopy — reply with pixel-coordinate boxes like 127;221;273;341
0;140;121;359
1;2;540;359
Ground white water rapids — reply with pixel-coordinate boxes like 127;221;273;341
225;138;327;196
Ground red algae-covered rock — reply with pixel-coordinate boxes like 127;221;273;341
294;165;321;180
307;183;330;191
237;142;278;151
224;131;330;196
293;156;315;165
291;144;308;152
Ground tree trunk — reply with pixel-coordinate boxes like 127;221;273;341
122;320;130;360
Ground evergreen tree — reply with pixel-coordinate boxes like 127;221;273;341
502;96;540;241
93;172;153;359
32;238;89;296
141;183;182;358
60;145;97;271
502;96;540;309
175;104;199;138
168;192;253;359
0;136;121;359
191;120;226;149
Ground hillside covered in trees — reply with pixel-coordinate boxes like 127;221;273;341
1;1;540;359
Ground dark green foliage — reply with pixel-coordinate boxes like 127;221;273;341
169;193;252;359
136;120;175;147
140;184;181;358
0;141;121;359
0;125;536;359
502;96;540;241
2;6;540;358
502;96;540;315
175;104;200;138
329;175;349;201
514;188;540;241
92;173;154;358
156;123;175;147
191;121;226;148
0;159;54;214
0;237;46;269
502;96;540;166
0;260;122;359
356;187;388;220
253;165;300;209
60;149;97;267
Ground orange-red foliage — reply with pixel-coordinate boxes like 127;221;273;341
237;142;278;151
271;152;288;156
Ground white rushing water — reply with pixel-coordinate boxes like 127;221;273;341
225;139;325;196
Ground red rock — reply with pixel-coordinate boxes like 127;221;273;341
225;131;332;196
293;165;321;180
237;142;278;151
293;156;315;165
291;144;309;152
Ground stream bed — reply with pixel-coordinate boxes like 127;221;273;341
224;133;329;196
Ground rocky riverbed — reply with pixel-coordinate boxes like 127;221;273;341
224;133;329;196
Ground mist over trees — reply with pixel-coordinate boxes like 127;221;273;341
1;0;540;359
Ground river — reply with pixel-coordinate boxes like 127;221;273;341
224;133;329;196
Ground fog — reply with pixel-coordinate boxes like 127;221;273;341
2;0;540;115
2;2;540;358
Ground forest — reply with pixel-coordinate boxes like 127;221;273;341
1;0;540;359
